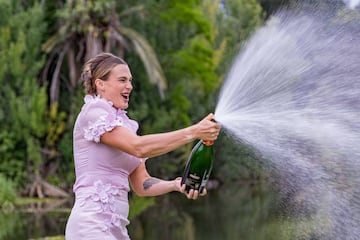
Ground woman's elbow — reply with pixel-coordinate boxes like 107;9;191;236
130;139;150;158
131;188;150;197
131;148;148;158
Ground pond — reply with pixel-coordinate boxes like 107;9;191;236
0;182;297;240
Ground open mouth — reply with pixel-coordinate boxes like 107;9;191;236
121;93;129;100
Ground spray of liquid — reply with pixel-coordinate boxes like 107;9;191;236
343;0;360;9
215;4;360;240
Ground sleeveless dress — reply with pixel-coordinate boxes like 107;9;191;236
65;95;143;240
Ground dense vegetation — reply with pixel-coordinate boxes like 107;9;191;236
0;0;298;203
3;3;360;240
0;0;264;202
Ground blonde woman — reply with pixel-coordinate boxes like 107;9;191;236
65;52;220;239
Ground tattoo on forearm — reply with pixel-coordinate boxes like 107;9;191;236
143;177;161;190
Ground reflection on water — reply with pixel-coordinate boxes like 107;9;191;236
0;199;70;240
129;182;295;240
1;183;298;240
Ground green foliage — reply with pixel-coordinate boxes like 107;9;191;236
0;131;27;184
0;0;48;187
121;0;265;181
0;174;16;206
216;0;264;72
129;195;155;220
32;237;65;240
122;0;223;128
258;0;293;16
54;0;117;38
0;210;23;240
0;0;267;194
46;102;67;148
116;1;221;176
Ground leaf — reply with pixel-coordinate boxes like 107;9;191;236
117;26;167;99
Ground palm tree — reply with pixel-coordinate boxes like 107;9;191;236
42;0;167;104
28;0;168;198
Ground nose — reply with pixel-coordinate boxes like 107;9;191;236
126;80;133;90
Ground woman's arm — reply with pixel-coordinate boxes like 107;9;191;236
129;161;205;199
100;113;220;158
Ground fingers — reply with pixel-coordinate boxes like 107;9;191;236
201;113;221;140
191;113;221;143
181;184;207;200
206;123;221;141
205;113;215;121
186;189;199;200
180;183;186;193
200;188;207;196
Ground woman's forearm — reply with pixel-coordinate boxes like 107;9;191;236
137;177;178;197
101;125;196;158
129;163;203;199
133;126;196;158
101;113;219;158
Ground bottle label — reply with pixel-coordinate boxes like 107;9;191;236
184;173;202;191
183;170;210;192
189;174;200;180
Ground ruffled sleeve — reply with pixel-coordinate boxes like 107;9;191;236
82;96;123;143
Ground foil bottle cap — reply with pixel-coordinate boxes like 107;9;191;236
202;140;214;146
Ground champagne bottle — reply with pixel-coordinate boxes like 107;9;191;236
181;140;214;193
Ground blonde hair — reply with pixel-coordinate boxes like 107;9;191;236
81;53;127;95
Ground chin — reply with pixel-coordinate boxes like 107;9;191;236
113;103;128;110
121;104;129;110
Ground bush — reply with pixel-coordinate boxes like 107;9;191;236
0;174;16;207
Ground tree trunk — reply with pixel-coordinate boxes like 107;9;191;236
29;174;69;198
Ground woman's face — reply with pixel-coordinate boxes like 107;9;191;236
98;64;133;109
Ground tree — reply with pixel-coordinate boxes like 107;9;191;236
0;0;266;198
42;0;167;104
39;1;175;189
0;0;67;197
119;0;265;181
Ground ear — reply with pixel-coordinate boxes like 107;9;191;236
95;79;105;91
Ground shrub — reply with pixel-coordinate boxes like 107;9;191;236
0;174;16;207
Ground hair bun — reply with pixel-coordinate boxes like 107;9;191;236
82;64;92;83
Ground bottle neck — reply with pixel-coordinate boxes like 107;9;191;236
202;140;214;146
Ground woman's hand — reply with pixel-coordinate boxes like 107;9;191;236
191;113;221;142
173;177;207;200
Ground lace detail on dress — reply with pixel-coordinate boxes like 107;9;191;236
84;114;123;143
79;180;125;232
82;94;137;142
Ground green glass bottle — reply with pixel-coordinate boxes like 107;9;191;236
181;140;214;193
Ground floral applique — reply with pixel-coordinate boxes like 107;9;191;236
84;114;123;143
80;180;125;232
83;95;124;143
82;95;139;142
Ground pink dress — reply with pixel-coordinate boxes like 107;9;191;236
65;95;143;240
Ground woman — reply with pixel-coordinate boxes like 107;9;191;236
65;52;221;239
